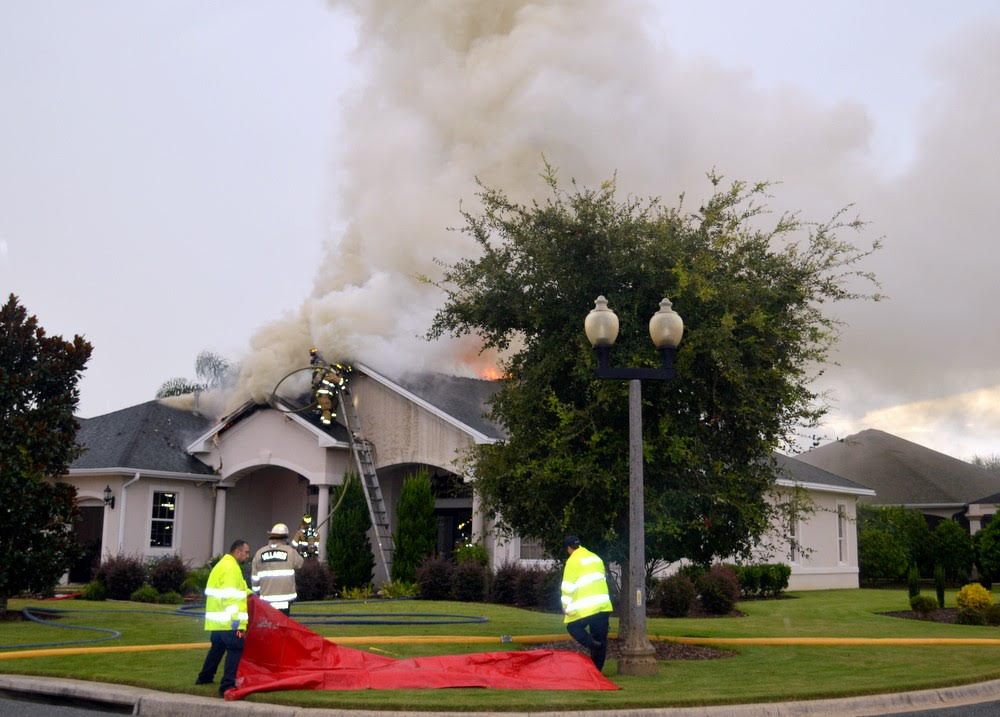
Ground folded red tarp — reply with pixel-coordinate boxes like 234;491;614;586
226;596;618;700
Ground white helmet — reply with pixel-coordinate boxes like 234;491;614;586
269;523;289;537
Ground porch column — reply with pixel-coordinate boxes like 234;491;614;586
471;488;484;543
316;484;330;561
212;487;227;556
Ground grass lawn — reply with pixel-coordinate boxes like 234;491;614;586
3;589;1000;711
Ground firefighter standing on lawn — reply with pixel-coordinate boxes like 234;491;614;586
561;535;614;671
251;522;304;616
196;539;251;696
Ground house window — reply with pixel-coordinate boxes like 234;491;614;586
787;511;798;563
837;504;847;563
150;491;177;548
519;537;547;560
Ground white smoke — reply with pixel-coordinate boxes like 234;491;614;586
230;0;1000;458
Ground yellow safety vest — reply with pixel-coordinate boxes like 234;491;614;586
561;546;613;623
204;553;249;631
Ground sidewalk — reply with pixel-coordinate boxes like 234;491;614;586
3;674;1000;717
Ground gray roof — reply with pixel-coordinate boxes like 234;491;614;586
72;400;215;475
795;428;1000;505
773;453;873;494
382;369;505;440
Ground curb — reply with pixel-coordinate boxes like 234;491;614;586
3;674;1000;717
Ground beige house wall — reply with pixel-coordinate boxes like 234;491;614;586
350;376;477;473
772;487;862;590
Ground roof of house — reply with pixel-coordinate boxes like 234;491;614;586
773;453;874;495
71;400;215;475
794;428;999;505
365;367;505;441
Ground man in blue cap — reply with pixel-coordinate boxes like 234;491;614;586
560;535;613;670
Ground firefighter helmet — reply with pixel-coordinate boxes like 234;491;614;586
269;522;289;537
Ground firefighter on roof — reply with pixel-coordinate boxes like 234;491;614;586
250;523;304;616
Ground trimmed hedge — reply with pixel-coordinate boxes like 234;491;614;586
732;563;791;598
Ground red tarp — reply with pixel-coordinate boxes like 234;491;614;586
226;596;618;700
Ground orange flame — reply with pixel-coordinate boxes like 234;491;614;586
478;366;503;381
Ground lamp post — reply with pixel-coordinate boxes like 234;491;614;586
584;295;683;676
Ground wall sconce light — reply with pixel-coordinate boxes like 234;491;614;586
103;485;115;510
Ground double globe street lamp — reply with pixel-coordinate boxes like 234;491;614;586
584;295;684;676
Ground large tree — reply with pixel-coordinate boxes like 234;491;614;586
0;294;92;614
428;169;880;580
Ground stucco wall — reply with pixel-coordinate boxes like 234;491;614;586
349;376;477;473
773;488;861;590
82;473;215;565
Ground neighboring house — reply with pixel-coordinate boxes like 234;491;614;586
769;454;874;590
61;363;866;589
795;429;1000;533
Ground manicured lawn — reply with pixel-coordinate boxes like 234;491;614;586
3;589;1000;711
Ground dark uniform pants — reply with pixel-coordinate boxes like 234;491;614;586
197;630;245;693
566;610;610;670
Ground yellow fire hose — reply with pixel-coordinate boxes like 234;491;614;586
6;633;1000;661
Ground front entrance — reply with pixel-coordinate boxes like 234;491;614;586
70;506;104;583
435;507;473;559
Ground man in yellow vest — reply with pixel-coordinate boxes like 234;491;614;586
196;539;251;696
561;535;613;670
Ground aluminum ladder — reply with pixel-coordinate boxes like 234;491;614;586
337;388;393;583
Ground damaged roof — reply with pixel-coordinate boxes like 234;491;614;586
71;400;215;475
375;368;505;441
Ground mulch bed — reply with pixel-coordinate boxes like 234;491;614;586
534;637;735;661
880;608;959;624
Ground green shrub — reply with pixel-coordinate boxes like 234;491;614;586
733;565;760;598
95;554;147;600
130;584;160;603
957;607;986;625
907;564;921;598
733;563;790;598
653;574;695;617
491;563;521;605
391;471;437;583
297;557;335;601
452;560;487;602
379;580;419;598
182;564;212;596
934;563;946;608
931;520;975;583
858;527;908;585
415;556;455;600
956;582;993;612
975;517;1000;587
327;473;375;590
909;594;937;617
696;564;740;615
763;564;791;597
157;591;184;605
80;580;107;601
984;603;1000;626
342;584;375;600
149;555;188;595
453;542;490;566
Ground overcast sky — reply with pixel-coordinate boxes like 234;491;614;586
3;0;999;460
